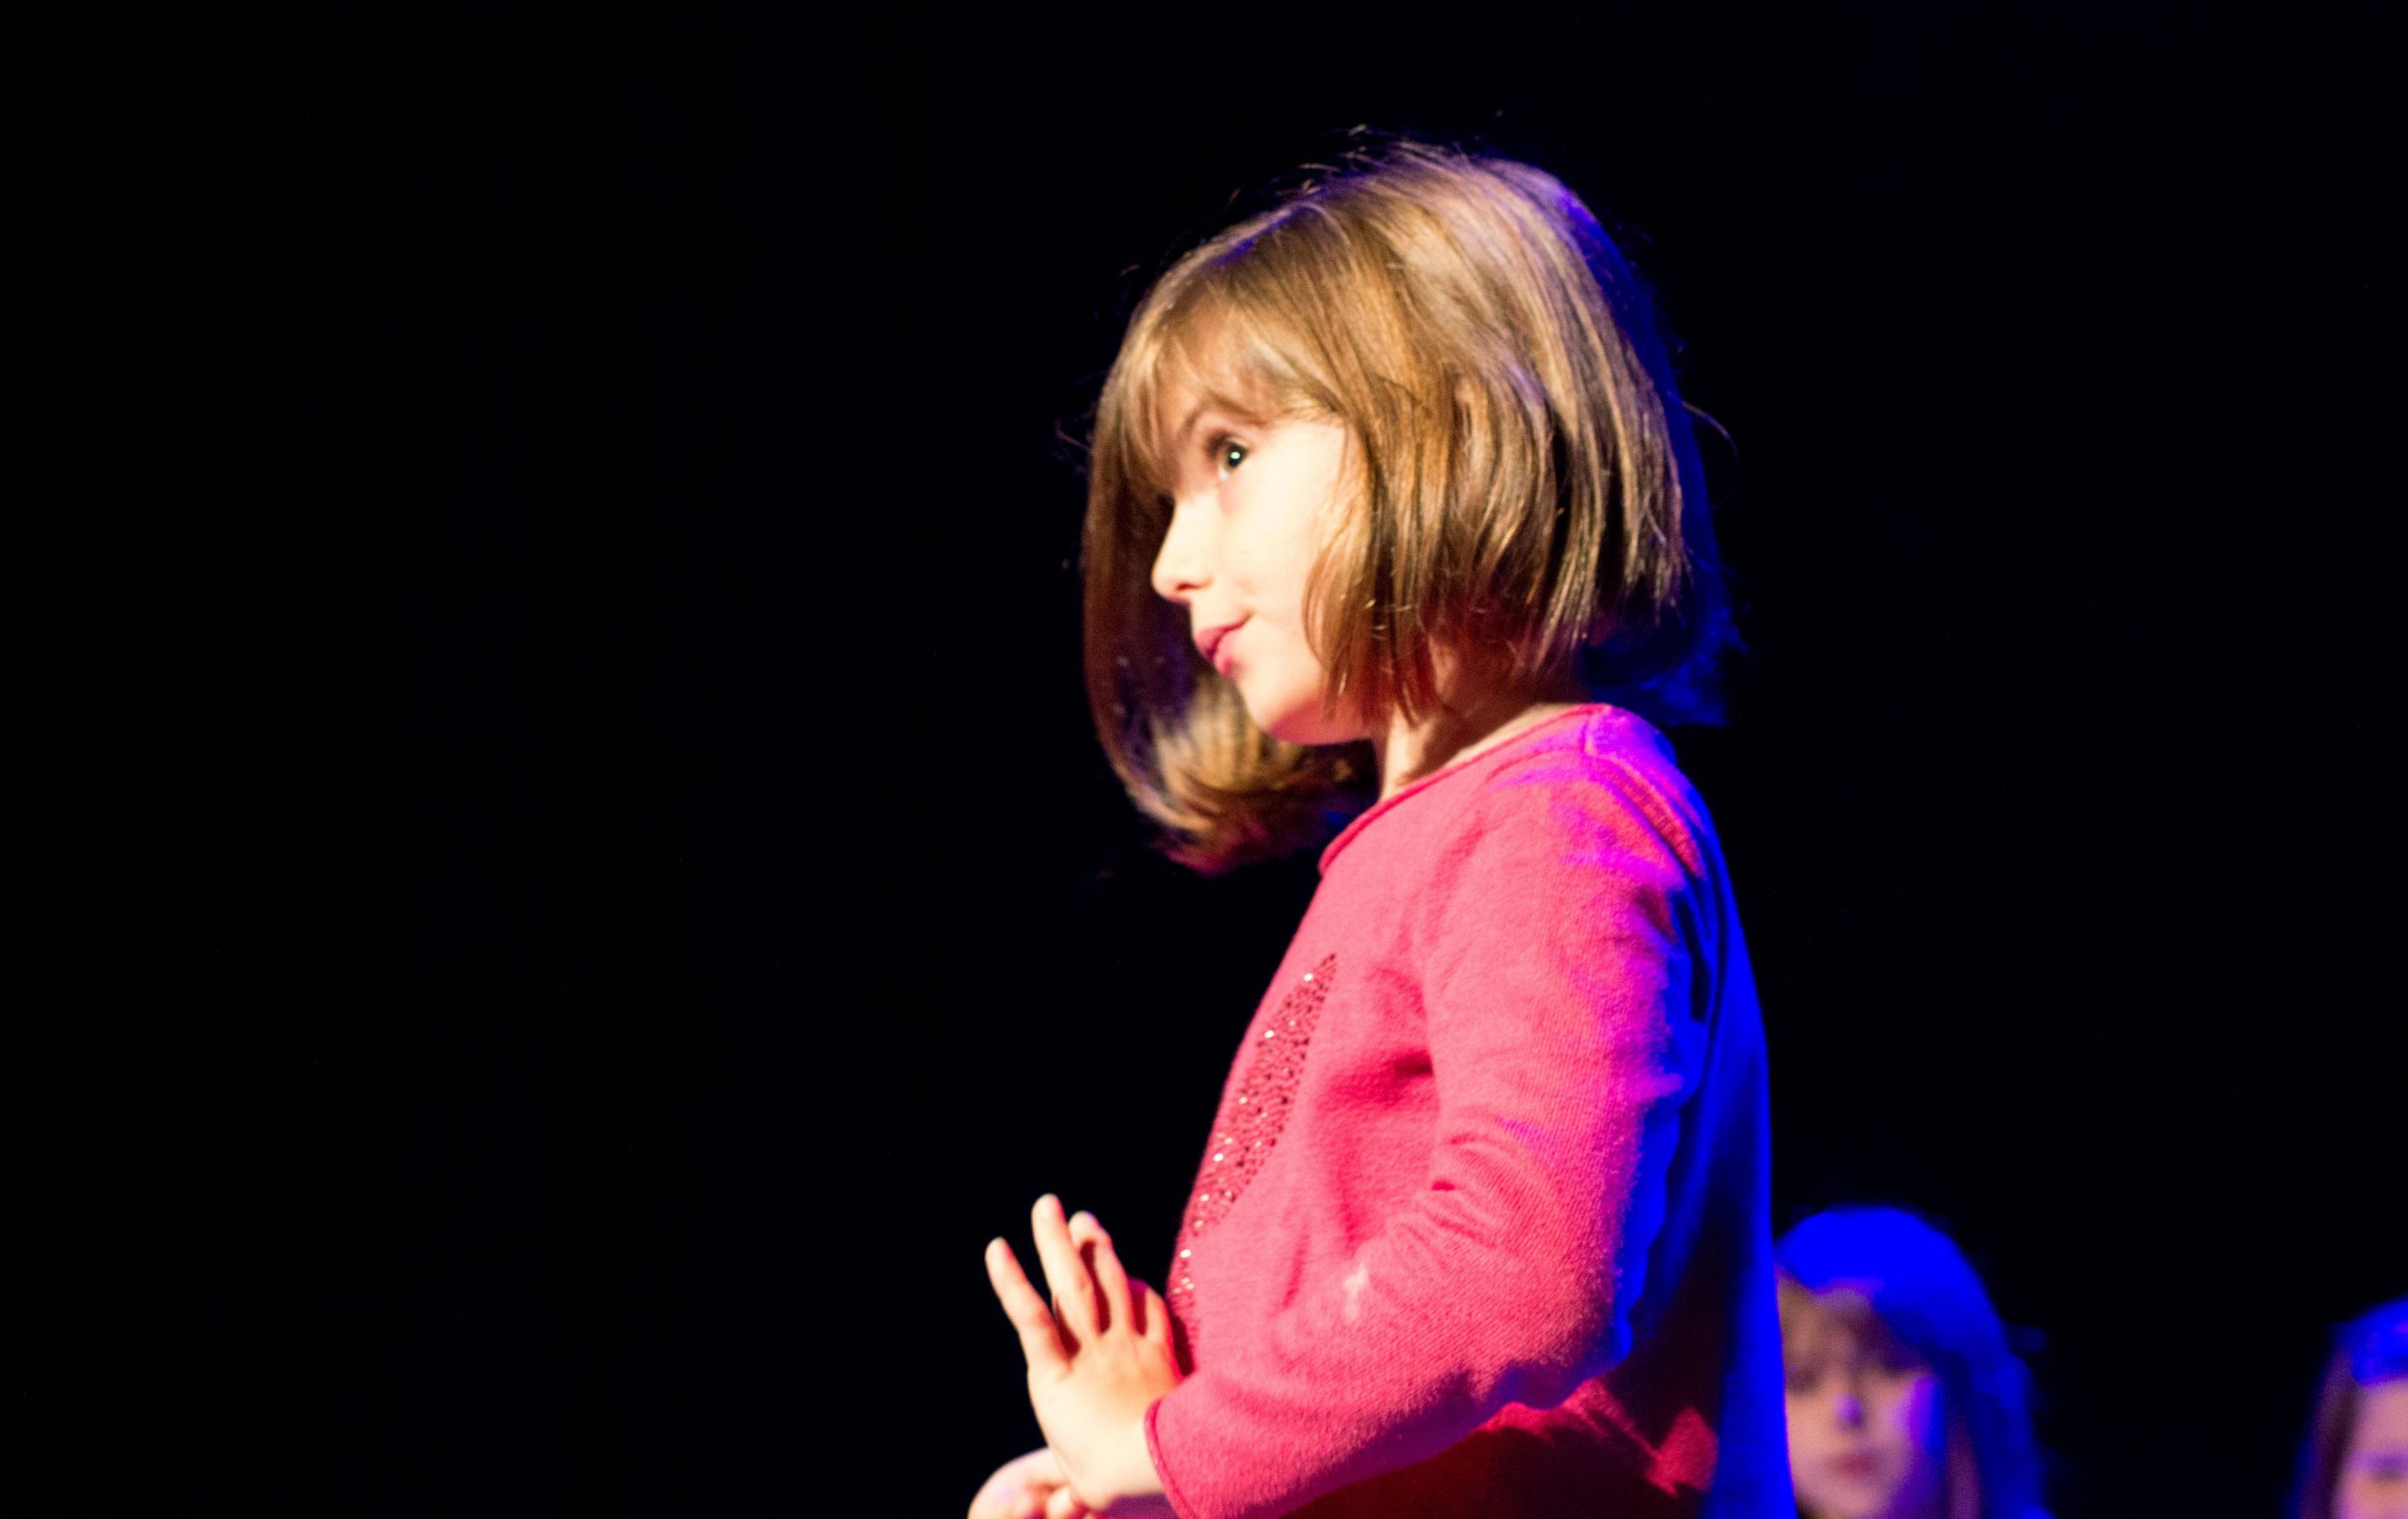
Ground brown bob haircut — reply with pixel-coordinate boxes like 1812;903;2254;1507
1084;142;1734;871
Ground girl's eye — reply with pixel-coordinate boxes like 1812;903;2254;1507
1214;439;1249;478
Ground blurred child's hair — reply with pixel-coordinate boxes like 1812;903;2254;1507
2292;1294;2408;1519
1084;141;1735;870
1778;1207;2046;1519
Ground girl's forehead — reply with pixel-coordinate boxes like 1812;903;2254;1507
1782;1285;1911;1363
1155;312;1278;405
2353;1378;2408;1448
1153;376;1271;450
1150;285;1318;407
1784;1302;1865;1357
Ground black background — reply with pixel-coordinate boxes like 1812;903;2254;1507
17;8;2397;1512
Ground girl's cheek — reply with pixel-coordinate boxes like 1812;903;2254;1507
1906;1374;1950;1505
1910;1373;1943;1447
2337;1462;2408;1519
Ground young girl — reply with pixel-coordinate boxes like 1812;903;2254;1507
2292;1295;2408;1519
1777;1207;2046;1519
974;142;1785;1519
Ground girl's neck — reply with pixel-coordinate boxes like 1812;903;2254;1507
1370;681;1592;800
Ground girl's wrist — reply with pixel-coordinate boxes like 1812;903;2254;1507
1084;1410;1171;1515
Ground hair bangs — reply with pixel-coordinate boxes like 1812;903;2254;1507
1779;1278;1924;1372
1160;283;1335;443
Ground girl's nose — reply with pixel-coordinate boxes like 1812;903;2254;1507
1150;499;1211;603
1832;1392;1865;1429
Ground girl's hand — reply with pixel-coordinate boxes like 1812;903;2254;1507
967;1447;1088;1519
986;1196;1180;1517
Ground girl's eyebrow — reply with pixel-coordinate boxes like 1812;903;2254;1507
1162;405;1240;472
1175;404;1240;444
1165;403;1212;450
1175;398;1274;447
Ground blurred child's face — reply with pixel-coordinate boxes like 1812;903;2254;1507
1783;1293;1946;1519
2338;1377;2408;1519
1150;387;1366;745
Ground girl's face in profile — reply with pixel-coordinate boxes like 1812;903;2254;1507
1150;384;1364;747
2338;1377;2408;1519
1783;1293;1945;1519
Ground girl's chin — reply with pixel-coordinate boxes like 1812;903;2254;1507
1243;690;1365;749
1798;1496;1892;1519
1256;713;1365;749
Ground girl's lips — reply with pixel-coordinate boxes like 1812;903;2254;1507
1196;622;1242;673
1826;1451;1882;1481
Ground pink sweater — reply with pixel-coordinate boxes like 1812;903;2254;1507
1144;706;1788;1519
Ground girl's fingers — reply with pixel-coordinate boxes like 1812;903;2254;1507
968;1448;1065;1519
965;1471;1031;1519
984;1238;1069;1373
1029;1195;1101;1340
1070;1211;1134;1328
1133;1277;1173;1350
1043;1484;1091;1519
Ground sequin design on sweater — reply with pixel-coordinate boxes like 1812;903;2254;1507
1166;954;1335;1354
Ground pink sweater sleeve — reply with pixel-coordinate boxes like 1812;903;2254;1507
1146;752;1713;1519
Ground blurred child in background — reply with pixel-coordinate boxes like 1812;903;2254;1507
2294;1295;2408;1519
1777;1207;2045;1519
